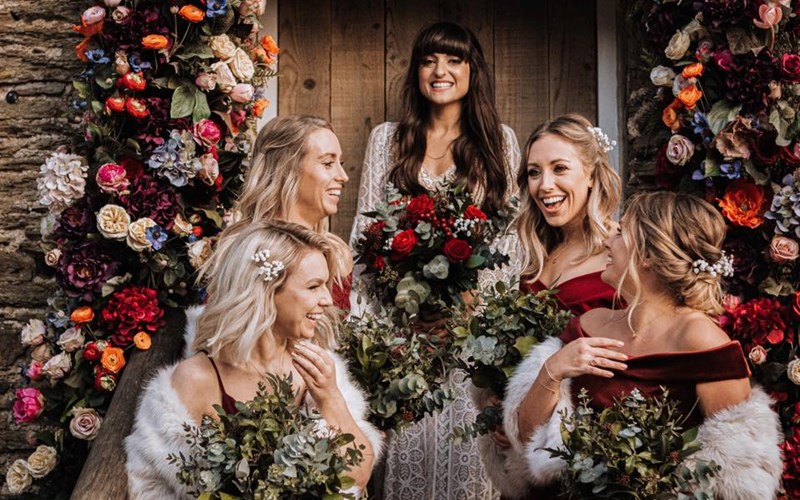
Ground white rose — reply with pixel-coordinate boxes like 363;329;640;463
44;248;62;267
209;34;237;60
69;407;103;441
788;358;800;385
666;134;695;165
20;319;46;346
30;343;53;363
42;352;72;381
211;61;237;93
26;445;58;479
650;65;676;87
96;204;130;241
665;30;691;60
57;327;85;353
127;217;157;252
5;459;32;494
229;48;255;82
187;238;214;269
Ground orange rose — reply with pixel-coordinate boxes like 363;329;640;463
259;35;280;63
253;99;270;118
133;332;151;350
677;85;703;109
142;35;169;50
100;347;126;374
717;180;767;228
682;62;704;79
662;106;680;131
70;307;95;324
178;5;205;22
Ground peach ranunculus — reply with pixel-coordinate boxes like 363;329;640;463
754;2;783;29
141;34;169;50
677;85;703;109
682;62;704;79
101;346;126;373
70;306;95;324
133;331;152;350
178;5;205;22
662;100;681;131
770;235;800;263
717;180;767;228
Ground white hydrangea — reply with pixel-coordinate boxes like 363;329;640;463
36;150;88;213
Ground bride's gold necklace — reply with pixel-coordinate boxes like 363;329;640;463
425;143;451;160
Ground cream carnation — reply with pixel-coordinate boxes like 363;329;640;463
665;30;691;60
127;217;157;252
211;61;237;93
26;445;57;479
5;459;32;494
36;151;88;214
20;319;46;347
44;248;62;267
96;204;131;240
172;212;193;236
69;407;103;440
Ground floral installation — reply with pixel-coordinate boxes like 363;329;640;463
353;183;510;318
448;282;574;441
638;1;799;494
547;388;718;499
8;0;277;495
337;308;457;432
168;373;363;499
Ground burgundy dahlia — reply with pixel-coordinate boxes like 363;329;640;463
119;174;177;230
57;243;121;301
642;3;695;46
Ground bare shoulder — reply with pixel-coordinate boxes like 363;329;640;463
171;355;218;416
675;313;732;352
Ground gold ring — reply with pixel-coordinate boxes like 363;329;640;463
590;358;598;367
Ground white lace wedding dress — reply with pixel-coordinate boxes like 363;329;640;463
349;122;522;500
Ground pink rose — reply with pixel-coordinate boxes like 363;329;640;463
769;235;800;263
665;134;695;166
192;119;222;147
69;407;103;440
81;6;106;25
111;6;131;24
749;345;768;365
195;72;217;91
25;360;44;381
230;83;254;103
96;163;130;194
754;2;782;29
13;387;45;423
781;53;800;82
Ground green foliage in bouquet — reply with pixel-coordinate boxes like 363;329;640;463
450;282;573;440
548;388;718;500
167;373;362;500
337;308;457;432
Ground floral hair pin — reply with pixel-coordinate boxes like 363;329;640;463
252;249;285;282
691;252;734;278
587;126;616;153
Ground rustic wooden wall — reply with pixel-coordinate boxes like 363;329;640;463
276;0;599;239
0;0;87;496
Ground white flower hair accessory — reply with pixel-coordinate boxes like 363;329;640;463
252;249;285;282
691;251;734;278
587;126;616;153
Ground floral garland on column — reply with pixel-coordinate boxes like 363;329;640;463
639;1;799;496
5;0;278;495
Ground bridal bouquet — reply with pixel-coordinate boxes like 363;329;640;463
354;183;510;317
168;374;363;500
450;282;573;440
337;308;457;432
548;388;718;499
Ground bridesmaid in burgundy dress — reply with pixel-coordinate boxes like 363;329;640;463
479;114;622;499
505;192;782;499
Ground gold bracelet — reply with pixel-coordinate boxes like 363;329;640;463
537;377;558;395
543;359;562;384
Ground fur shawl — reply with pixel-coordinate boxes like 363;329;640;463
501;337;783;499
124;350;384;500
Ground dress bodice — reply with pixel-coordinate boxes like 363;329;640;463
521;271;617;315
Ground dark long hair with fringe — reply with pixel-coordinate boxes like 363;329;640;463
388;21;508;216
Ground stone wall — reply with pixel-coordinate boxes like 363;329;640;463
0;0;86;495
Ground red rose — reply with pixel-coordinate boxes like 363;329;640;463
782;54;800;82
391;229;418;260
102;286;164;347
82;341;101;362
406;195;435;222
464;205;487;220
443;239;473;262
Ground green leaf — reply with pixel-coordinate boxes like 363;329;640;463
702;153;721;178
464;254;486;269
176;43;215;60
192;91;211;122
73;79;91;99
198;207;224;228
170;85;196;119
770;107;792;147
705;100;742;135
513;336;539;358
743;159;769;185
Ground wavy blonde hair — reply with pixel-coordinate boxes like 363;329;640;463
514;114;621;281
617;191;728;317
193;220;337;364
232;114;352;282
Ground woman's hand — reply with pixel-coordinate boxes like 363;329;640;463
548;337;628;380
290;341;340;407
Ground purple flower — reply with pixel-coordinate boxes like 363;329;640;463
145;225;167;251
691;112;715;146
702;0;757;28
722;229;768;296
726;51;779;114
85;49;110;64
119;175;177;230
643;3;695;46
206;0;228;18
57;243;121;301
128;52;151;72
134;97;190;150
55;200;95;241
720;159;743;180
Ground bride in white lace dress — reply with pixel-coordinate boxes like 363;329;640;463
348;22;521;500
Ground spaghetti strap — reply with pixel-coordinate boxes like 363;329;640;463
199;351;238;414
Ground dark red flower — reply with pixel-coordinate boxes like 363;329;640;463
55;200;95;241
726;51;779;114
93;369;117;393
373;256;386;271
119;174;177;229
781;427;800;498
125;97;149;119
102;286;164;347
391;229;418;260
781;144;800;167
782;54;800;83
443;239;473;262
57;243;121;301
82;342;101;362
406;195;435;223
464;205;487;220
119;157;145;180
725;297;788;350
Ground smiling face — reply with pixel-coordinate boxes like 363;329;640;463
271;250;332;342
526;133;594;230
290;128;347;227
417;53;470;107
601;226;630;290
